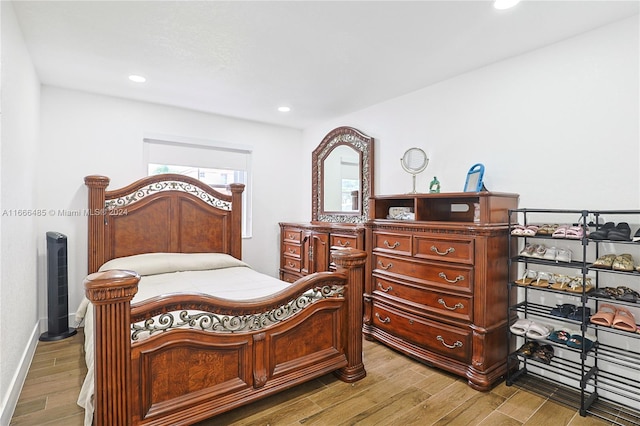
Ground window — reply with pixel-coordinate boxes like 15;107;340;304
144;137;252;237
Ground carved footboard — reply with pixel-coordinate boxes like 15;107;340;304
84;249;366;426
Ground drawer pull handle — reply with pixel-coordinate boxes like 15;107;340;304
377;282;393;293
287;248;296;254
438;298;464;311
375;313;391;324
377;260;393;270
431;246;455;256
287;261;295;268
438;272;464;283
437;335;463;349
384;240;400;249
336;239;351;247
288;234;296;240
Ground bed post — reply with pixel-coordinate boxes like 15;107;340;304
85;175;110;273
84;269;140;426
332;248;367;382
229;183;244;259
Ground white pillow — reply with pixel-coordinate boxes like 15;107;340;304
98;252;249;276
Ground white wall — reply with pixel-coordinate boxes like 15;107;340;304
37;87;306;315
0;2;42;423
303;15;640;214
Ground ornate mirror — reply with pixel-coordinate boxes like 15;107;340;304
312;127;374;223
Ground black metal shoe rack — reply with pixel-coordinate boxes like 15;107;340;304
506;208;640;425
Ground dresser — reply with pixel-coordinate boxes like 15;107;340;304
279;222;365;283
363;192;519;391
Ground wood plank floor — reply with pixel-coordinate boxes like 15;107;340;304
11;328;617;426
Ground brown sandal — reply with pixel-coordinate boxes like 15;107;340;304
612;306;637;332
590;303;617;327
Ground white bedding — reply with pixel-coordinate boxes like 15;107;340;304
75;253;290;426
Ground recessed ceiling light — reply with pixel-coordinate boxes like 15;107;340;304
277;106;291;113
128;74;146;83
494;0;521;10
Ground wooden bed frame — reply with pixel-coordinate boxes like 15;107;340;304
83;174;366;426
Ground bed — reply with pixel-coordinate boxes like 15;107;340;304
78;174;367;426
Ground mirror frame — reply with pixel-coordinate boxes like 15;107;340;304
312;126;374;224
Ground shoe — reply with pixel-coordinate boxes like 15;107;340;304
566;334;597;352
509;318;533;336
590;303;617;327
532;344;554;364
548;329;574;344
549;274;572;291
537;224;559;236
531;244;547;258
522;225;540;237
552;225;569;239
525;322;554;340
612;254;634;272
519;243;536;257
612;306;637;332
591;286;618;299
566;277;594;294
516;341;539;357
565;225;586;240
514;270;537;286
542;246;557;261
567;306;591;322
590;253;616;269
608;222;631;241
614;286;640;303
556;248;572;263
532;271;554;288
550;303;576;318
633;228;640;243
511;224;526;236
589;222;615;240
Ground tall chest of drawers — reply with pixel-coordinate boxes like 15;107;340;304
363;192;519;391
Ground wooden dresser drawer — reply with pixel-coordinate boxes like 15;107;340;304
280;271;301;283
372;275;472;322
330;234;358;249
283;242;302;258
282;257;301;272
414;235;474;265
372;231;412;256
372;303;472;364
373;253;473;294
282;228;302;243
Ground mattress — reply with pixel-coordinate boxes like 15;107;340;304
75;252;290;426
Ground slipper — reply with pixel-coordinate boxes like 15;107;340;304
589;303;617;327
591;254;616;269
531;244;547;258
509;318;533;336
548;329;574;344
542;246;557;261
537;224;558;236
525;322;554;340
549;274;572;291
555;248;572;263
550;303;576;318
633;228;640;243
566;334;597;352
612;306;637;332
565;225;585;240
519;243;536;257
567;306;591;322
615;286;640;303
532;271;554;288
531;344;554;364
566;277;594;294
514;270;537;286
612;254;635;272
516;341;539;357
522;225;540;237
591;286;618;299
511;224;526;236
552;225;568;239
589;222;615;240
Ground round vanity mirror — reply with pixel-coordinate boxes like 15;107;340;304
401;148;429;193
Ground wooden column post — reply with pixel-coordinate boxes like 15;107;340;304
84;269;140;426
332;248;367;382
228;183;245;260
84;175;110;273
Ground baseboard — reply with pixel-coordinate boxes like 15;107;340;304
0;322;39;425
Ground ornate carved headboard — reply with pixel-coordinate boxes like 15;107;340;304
85;174;244;273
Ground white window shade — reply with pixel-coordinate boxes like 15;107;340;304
144;138;250;171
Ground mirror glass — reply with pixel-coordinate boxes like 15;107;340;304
323;145;360;212
312;127;374;224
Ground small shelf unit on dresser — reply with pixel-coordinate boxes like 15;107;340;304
363;191;519;391
506;208;640;425
279;222;365;283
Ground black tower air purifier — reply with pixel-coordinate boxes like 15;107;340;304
39;231;77;341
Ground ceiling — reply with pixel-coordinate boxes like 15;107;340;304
11;1;640;129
